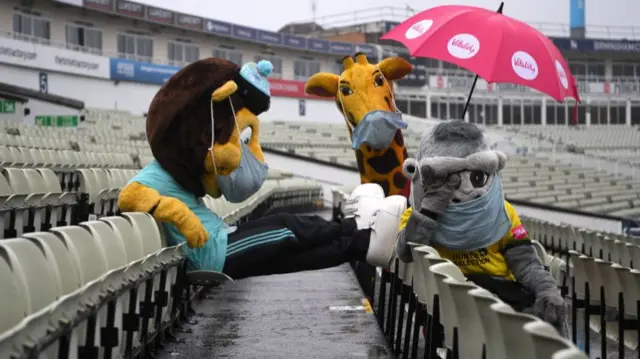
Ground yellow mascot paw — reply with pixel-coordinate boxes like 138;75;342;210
179;217;209;249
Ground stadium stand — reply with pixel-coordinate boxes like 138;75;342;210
510;125;640;151
262;121;640;220
521;216;640;359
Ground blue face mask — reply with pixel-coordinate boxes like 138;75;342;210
217;141;268;203
337;68;408;150
350;110;408;150
433;176;510;251
209;100;269;203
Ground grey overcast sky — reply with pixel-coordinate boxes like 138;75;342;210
137;0;638;38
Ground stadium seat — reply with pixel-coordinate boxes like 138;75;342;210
551;347;590;358
51;226;108;286
441;270;485;358
468;287;507;359
524;321;576;358
429;261;468;355
415;246;447;319
407;243;429;304
22;232;83;295
0;244;29;334
490;302;539;359
0;238;62;358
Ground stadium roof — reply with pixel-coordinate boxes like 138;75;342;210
0;83;85;110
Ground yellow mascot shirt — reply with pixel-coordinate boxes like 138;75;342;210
399;201;529;281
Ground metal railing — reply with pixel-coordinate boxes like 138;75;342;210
309;6;416;29
303;6;640;40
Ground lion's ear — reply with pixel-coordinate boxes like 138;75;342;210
211;80;238;102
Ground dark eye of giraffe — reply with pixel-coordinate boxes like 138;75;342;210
374;74;384;87
469;171;489;188
340;86;353;96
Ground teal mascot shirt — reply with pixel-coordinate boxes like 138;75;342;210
130;160;228;272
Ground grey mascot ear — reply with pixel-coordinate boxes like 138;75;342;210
496;151;507;171
403;158;419;180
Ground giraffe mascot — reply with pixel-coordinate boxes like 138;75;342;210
305;52;413;200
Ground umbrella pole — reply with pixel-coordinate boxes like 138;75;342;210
461;75;479;121
461;2;504;121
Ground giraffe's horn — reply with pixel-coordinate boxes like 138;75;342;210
342;56;355;70
355;52;369;65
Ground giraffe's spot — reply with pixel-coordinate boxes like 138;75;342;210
355;149;366;175
373;180;390;196
402;147;408;159
393;171;407;190
366;147;400;175
394;131;404;147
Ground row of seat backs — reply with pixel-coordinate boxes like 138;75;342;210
0;167;136;198
0;146;134;168
407;245;586;359
0;212;166;334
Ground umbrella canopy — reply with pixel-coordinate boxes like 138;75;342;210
381;4;580;103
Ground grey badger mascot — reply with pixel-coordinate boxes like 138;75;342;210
396;120;569;335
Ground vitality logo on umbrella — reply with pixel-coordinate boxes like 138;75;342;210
511;51;538;80
555;60;569;89
447;34;480;60
405;19;434;39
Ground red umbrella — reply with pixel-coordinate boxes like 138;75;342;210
381;2;580;122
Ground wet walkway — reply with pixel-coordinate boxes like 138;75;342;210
158;264;391;359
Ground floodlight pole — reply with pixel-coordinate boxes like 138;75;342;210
461;2;504;120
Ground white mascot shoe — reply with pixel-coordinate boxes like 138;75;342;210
365;195;407;268
342;184;407;268
343;183;385;229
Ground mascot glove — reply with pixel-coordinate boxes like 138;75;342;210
396;229;413;263
533;286;568;328
420;172;461;216
178;215;209;249
404;208;438;248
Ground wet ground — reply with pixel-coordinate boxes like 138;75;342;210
157;263;637;359
157;264;392;359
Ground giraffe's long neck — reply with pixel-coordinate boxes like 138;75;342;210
353;130;410;198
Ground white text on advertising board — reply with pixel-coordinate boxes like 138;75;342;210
0;38;110;79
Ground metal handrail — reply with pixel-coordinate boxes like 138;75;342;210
302;6;640;40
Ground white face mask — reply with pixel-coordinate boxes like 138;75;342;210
337;66;408;150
